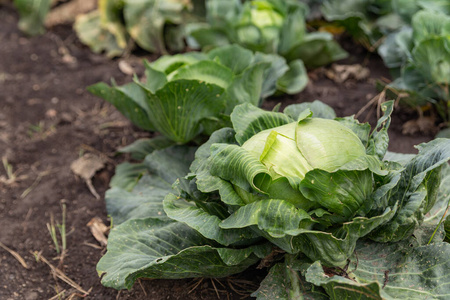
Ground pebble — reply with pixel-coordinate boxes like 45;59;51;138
24;291;39;300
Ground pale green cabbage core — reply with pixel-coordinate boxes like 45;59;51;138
250;5;284;29
296;118;366;172
242;118;366;180
239;117;368;211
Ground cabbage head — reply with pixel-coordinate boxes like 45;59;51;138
236;0;285;50
186;101;450;266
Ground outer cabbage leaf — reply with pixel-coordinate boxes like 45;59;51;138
306;240;450;300
109;162;148;191
366;100;394;160
98;144;272;290
106;145;196;223
170;60;234;89
14;0;51;36
370;139;450;242
281;32;348;68
137;80;227;144
74;0;204;56
378;27;413;69
98;0;128;50
231;103;293;145
163;193;261;246
275;59;308;94
74;11;124;58
252;257;329;300
117;136;176;160
225;62;270;113
284;100;337;120
87;82;154;131
321;0;382;48
419;162;450;244
220;199;315;238
123;0;190;54
273;207;396;267
105;177;171;225
412;37;450;86
411;10;450;43
97;218;270;289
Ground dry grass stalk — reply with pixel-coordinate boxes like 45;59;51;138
83;241;103;249
21;169;53;198
33;251;90;295
0;241;29;269
138;279;147;296
48;289;66;300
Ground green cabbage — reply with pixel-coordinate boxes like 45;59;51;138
97;101;450;299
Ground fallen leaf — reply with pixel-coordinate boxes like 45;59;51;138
70;153;106;199
402;116;436;135
118;60;135;75
325;64;370;83
70;153;105;180
87;217;109;246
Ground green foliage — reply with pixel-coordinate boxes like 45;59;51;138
385;11;450;122
323;0;450;126
13;0;51;36
186;0;347;68
322;0;402;49
74;0;204;57
97;100;450;298
89;44;308;144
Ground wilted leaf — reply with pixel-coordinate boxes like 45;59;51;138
70;153;107;199
70;153;106;181
87;217;109;246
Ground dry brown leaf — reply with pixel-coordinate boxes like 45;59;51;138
402;116;436;135
118;60;135;75
325;64;370;84
70;153;105;180
70;153;106;199
86;217;109;246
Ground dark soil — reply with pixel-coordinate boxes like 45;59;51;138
0;4;434;300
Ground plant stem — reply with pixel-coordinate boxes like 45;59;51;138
428;202;450;245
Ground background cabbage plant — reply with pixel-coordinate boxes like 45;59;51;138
186;0;348;68
88;44;308;144
322;0;450;134
379;10;450;127
74;0;205;57
13;0;51;36
97;100;450;299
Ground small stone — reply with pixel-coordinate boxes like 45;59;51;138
45;109;57;118
25;291;39;300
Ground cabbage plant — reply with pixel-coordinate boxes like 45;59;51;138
323;0;450;133
187;0;347;68
13;0;51;36
88;44;307;144
74;0;205;57
321;0;449;49
379;10;450;125
97;100;450;299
